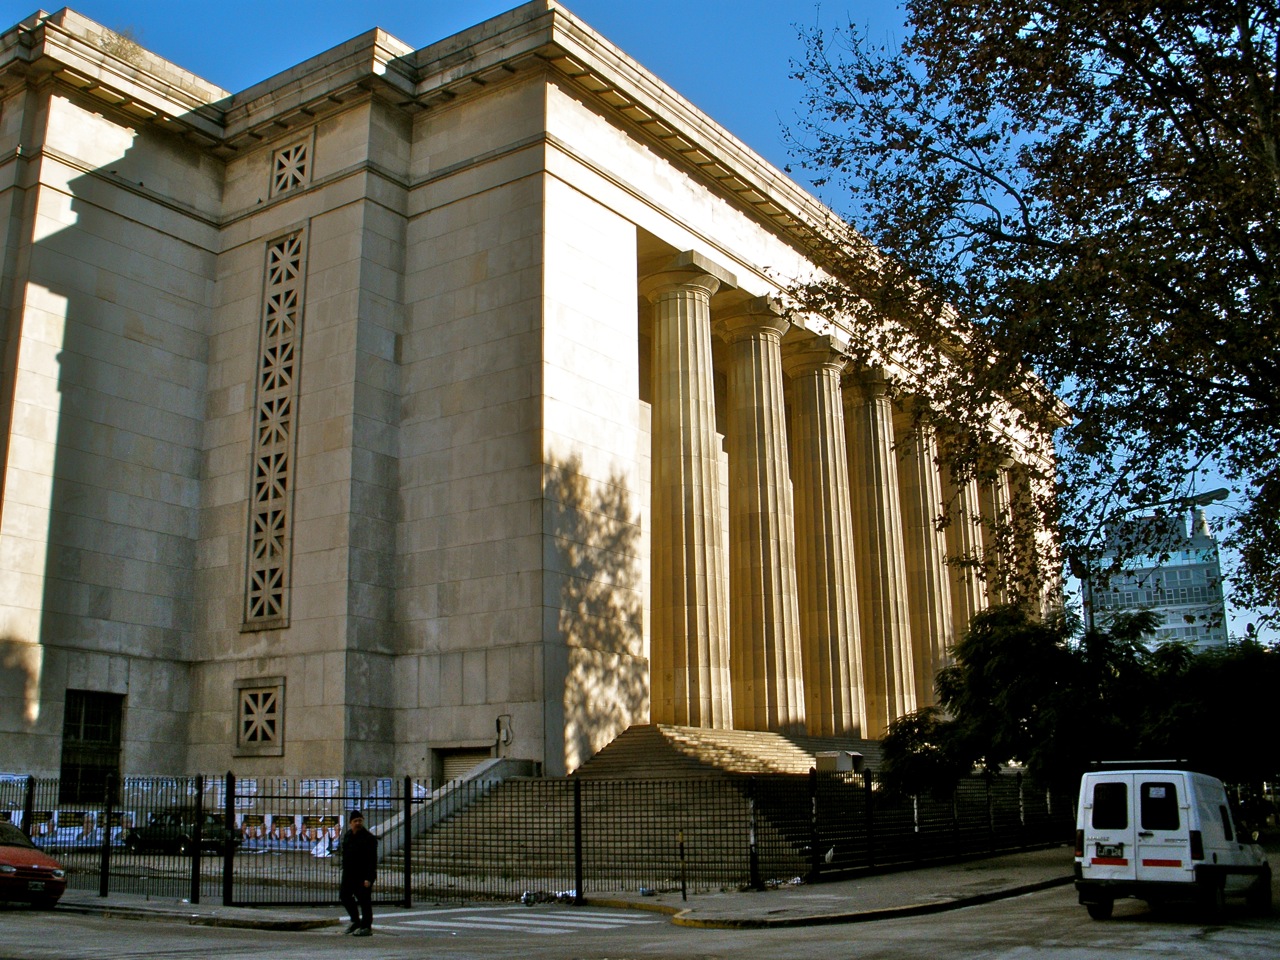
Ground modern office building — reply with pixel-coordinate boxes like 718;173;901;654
1089;508;1229;650
0;2;1056;790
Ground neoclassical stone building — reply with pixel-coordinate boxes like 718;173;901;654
0;3;1054;789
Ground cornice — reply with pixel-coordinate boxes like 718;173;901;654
0;8;227;143
0;2;854;259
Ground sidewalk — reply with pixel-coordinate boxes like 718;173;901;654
54;845;1075;930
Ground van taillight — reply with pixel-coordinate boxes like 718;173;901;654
1190;830;1204;860
1074;829;1084;858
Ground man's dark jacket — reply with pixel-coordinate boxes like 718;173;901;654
339;827;378;883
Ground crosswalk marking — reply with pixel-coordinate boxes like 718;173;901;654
379;907;661;936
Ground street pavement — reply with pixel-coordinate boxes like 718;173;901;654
53;844;1074;931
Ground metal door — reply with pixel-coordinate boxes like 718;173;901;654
1082;775;1136;881
1135;777;1192;881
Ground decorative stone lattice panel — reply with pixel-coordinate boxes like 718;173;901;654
236;677;285;757
244;232;306;629
270;141;309;196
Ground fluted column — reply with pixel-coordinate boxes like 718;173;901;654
893;410;954;709
640;252;736;728
979;462;1017;604
843;368;916;738
714;297;805;733
782;336;867;737
942;468;988;637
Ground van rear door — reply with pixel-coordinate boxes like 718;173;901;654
1082;774;1137;882
1135;776;1192;882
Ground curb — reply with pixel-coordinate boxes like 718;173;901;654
54;901;341;931
667;876;1074;929
53;874;1075;931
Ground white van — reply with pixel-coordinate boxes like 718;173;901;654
1074;768;1271;920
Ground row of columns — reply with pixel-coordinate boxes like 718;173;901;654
641;253;1018;739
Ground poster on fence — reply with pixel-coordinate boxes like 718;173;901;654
51;811;102;849
364;778;394;811
0;774;26;809
235;778;259;809
300;779;341;800
301;815;341;858
25;810;54;847
237;813;267;852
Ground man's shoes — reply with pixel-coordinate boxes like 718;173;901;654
343;922;360;934
352;927;373;937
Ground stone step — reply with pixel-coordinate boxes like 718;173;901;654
572;723;880;779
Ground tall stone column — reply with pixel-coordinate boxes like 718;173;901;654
979;462;1016;604
782;336;867;737
893;410;954;710
843;368;916;738
942;469;988;638
714;298;805;734
640;252;737;728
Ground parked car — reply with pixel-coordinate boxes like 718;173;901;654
0;822;66;908
1074;767;1271;920
123;811;242;856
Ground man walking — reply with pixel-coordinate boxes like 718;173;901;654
339;809;378;936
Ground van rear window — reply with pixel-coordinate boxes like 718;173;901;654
1141;781;1180;830
1092;781;1128;829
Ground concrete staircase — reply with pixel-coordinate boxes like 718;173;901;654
571;723;882;779
380;725;883;894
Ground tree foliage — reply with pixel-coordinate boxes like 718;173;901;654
878;604;1280;795
787;0;1280;624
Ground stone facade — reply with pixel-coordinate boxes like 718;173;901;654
0;3;1055;782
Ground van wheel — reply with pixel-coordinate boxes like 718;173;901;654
1086;899;1113;921
1202;881;1227;923
1246;866;1272;915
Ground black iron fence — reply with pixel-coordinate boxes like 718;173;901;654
0;769;1072;907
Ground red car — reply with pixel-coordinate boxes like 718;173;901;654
0;822;66;908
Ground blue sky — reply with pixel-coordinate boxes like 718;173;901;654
6;0;906;179
6;0;1267;641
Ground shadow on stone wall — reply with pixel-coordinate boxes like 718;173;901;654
543;455;647;771
1;636;40;734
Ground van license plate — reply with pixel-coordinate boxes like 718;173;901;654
1096;843;1123;859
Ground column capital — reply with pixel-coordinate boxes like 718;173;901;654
713;295;789;343
639;250;738;302
891;395;937;433
781;334;848;378
841;365;891;403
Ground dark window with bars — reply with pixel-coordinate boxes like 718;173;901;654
59;690;123;805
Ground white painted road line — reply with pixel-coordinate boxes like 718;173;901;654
384;908;662;936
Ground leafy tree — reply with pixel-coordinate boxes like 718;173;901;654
881;605;1280;795
1141;638;1280;782
787;0;1280;624
880;604;1158;794
877;706;969;798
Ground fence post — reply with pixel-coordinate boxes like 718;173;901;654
913;794;921;863
1016;771;1026;845
21;776;34;840
222;772;235;907
678;828;687;902
986;775;995;852
573;778;585;905
99;772;116;898
952;787;960;857
863;768;875;870
403;775;413;908
747;777;764;890
189;774;204;904
808;768;820;881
